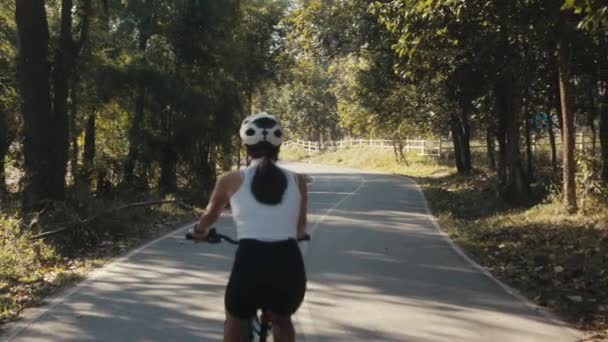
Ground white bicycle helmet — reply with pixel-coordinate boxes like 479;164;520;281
239;112;283;147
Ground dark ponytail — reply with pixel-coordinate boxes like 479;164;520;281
247;142;287;205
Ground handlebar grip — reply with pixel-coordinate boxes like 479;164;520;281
298;234;311;242
185;227;219;243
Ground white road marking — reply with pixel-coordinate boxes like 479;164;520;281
296;174;367;342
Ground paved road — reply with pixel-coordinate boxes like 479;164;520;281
3;163;581;341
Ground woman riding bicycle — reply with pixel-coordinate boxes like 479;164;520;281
191;112;308;342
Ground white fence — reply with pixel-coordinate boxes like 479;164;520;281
283;138;445;156
283;132;595;157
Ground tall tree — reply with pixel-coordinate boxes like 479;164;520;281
557;15;577;212
563;0;608;183
15;0;56;209
600;38;608;182
51;0;93;197
0;0;18;200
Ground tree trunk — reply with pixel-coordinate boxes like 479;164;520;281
96;169;111;196
0;110;13;201
392;138;400;163
81;114;96;189
495;72;530;203
0;157;5;200
524;101;534;180
588;89;597;156
124;31;149;185
600;92;608;183
16;0;56;210
450;114;464;172
449;111;472;174
247;85;253;115
557;26;577;212
486;126;496;171
547;107;558;172
70;77;80;187
0;129;8;200
599;37;608;183
496;100;508;186
462;114;472;172
65;0;92;191
159;144;178;195
554;72;564;136
50;0;79;202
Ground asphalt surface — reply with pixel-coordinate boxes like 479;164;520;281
3;163;582;341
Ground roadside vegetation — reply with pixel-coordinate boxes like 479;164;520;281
284;146;608;337
0;204;192;324
1;0;280;326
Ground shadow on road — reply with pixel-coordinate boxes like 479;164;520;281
7;168;578;341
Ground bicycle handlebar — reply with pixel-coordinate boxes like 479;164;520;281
185;227;311;244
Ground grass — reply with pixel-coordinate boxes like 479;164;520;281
282;146;455;177
284;146;608;339
0;200;194;326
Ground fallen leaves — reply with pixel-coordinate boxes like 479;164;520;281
1;209;193;326
421;169;608;335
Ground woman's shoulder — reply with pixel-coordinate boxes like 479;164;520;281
217;170;244;192
220;169;243;183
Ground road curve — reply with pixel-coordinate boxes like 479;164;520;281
3;163;582;341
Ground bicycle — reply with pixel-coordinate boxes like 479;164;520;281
186;227;310;342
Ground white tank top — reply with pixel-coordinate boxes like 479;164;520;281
229;161;300;242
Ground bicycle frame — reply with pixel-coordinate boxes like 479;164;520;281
186;227;310;342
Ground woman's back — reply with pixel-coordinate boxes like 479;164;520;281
230;162;301;241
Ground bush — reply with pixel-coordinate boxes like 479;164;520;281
0;215;58;283
576;154;608;212
1;215;60;320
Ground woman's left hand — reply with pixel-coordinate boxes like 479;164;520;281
192;226;209;243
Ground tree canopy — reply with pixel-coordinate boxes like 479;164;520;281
0;0;606;211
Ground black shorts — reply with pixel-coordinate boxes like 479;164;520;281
225;239;306;319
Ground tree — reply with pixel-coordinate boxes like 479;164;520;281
563;0;608;183
557;14;577;212
15;0;57;209
0;1;18;200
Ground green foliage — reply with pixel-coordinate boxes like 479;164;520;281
0;216;57;283
562;0;608;31
576;154;608;210
264;0;442;142
0;0;18;155
264;57;339;141
1;215;59;320
0;202;191;322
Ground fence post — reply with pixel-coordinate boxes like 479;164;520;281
438;139;442;158
421;140;426;155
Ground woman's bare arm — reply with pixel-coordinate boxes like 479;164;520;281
193;172;237;240
297;174;308;238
